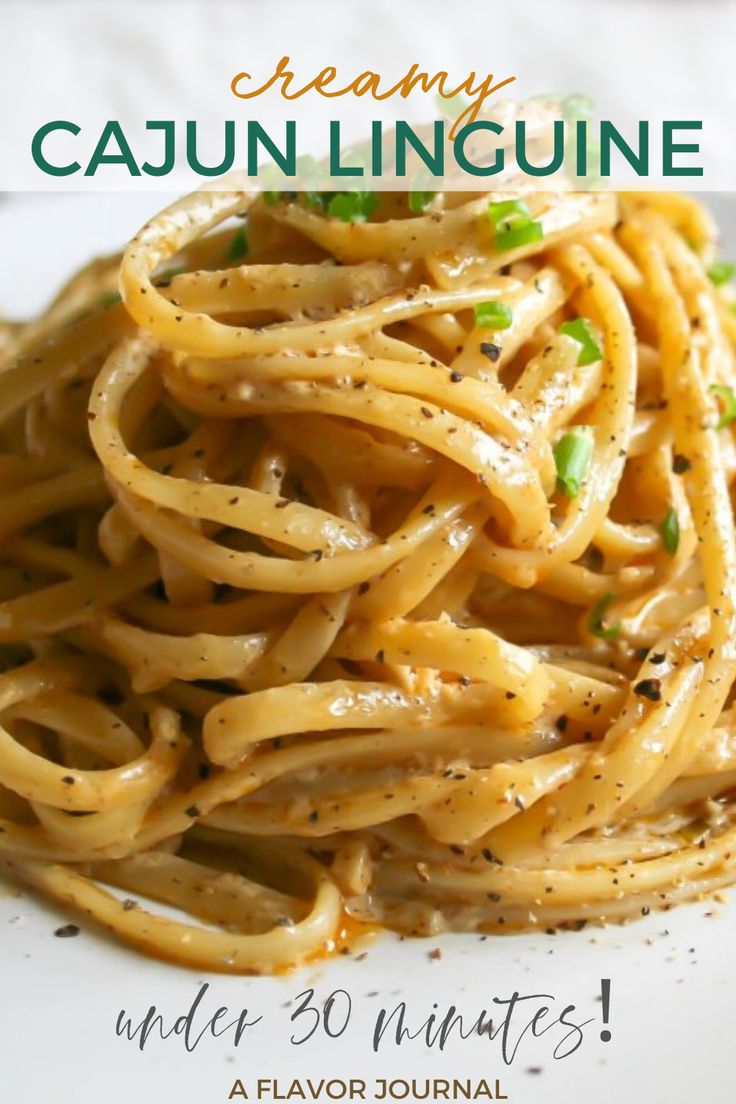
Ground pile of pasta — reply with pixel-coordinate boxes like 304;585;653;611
1;185;736;973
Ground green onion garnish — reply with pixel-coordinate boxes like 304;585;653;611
326;191;379;223
559;317;603;366
99;291;121;308
710;383;736;429
487;199;544;253
487;199;532;227
707;261;736;287
263;191;283;205
588;592;621;640
494;222;544;252
228;227;249;264
660;508;680;556
408;191;436;214
474;301;513;330
304;191;330;210
553;425;594;498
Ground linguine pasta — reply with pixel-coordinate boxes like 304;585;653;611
1;185;736;973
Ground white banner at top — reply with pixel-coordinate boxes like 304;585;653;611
1;0;734;191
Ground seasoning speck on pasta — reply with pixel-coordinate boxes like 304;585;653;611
0;185;736;974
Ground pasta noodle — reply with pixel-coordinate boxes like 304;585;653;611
1;183;736;973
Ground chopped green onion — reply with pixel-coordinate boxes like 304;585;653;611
227;227;249;264
660;508;680;556
99;291;121;308
326;191;379;223
494;221;544;253
487;199;532;229
473;301;513;330
707;260;736;287
263;191;283;205
408;191;436;213
710;383;736;429
553;425;594;498
304;191;330;210
487;198;544;252
588;592;621;640
559;317;603;366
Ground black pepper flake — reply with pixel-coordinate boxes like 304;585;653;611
672;453;692;474
482;848;503;865
505;691;516;700
310;548;324;561
122;899;138;911
185;805;201;818
375;649;385;663
634;678;662;702
641;905;651;916
555;714;568;732
54;924;80;938
197;763;211;780
480;341;501;363
358;582;370;595
449;370;464;383
649;652;666;665
308;810;319;823
61;775;75;785
420;406;434;418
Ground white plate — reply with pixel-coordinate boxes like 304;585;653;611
1;193;735;1104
